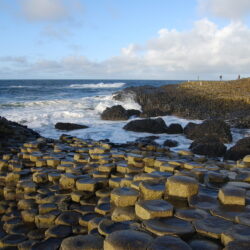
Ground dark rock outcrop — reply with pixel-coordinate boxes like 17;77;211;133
114;79;250;121
140;109;169;118
231;115;250;129
189;136;227;157
166;123;183;134
55;123;88;131
127;109;141;117
224;137;250;161
101;105;141;120
123;118;168;134
0;116;40;155
101;105;129;120
184;119;232;143
164;139;178;147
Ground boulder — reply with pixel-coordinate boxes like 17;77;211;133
127;109;141;117
163;139;178;147
224;137;250;161
189;136;226;157
104;229;153;250
123;118;168;133
184;119;232;143
101;105;141;120
101;105;129;120
55;122;88;131
166;123;183;134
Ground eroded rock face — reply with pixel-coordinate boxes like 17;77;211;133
189;136;227;157
123;118;168;133
224;137;250;161
184;119;232;143
55;122;88;131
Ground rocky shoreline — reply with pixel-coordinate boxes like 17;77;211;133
113;78;250;127
0;115;250;249
1;78;250;249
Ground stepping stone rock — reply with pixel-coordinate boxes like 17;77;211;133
223;240;250;250
0;234;28;248
188;194;219;210
139;181;165;200
55;211;81;226
60;235;103;250
76;178;98;192
166;175;199;198
218;186;246;206
111;187;139;207
221;224;250;246
111;206;136;222
143;217;195;237
18;239;38;250
104;229;153;250
193;215;234;239
31;238;62;250
45;225;72;238
188;239;221;250
148;235;192;250
175;208;209;221
135;199;173;220
98;219;131;236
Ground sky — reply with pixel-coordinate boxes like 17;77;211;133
0;0;250;80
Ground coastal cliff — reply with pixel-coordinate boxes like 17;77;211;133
114;78;250;127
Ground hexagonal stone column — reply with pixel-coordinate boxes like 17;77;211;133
166;175;199;198
111;187;139;207
135;199;173;219
218;186;246;206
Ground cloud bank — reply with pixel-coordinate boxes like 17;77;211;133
19;0;84;22
198;0;250;19
1;19;250;79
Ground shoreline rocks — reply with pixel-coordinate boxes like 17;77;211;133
101;105;141;121
113;78;250;126
55;123;88;131
0;131;250;249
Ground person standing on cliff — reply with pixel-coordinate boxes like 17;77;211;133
238;75;241;80
220;75;222;81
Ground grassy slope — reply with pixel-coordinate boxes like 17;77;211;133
180;78;250;104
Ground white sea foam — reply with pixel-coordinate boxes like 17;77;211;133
69;82;126;89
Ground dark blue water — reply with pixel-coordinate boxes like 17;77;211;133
0;79;182;104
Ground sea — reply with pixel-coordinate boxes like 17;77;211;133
0;79;248;152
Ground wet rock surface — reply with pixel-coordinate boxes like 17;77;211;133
184;119;232;143
55;122;88;131
101;105;141;121
123;118;168;133
0;130;249;249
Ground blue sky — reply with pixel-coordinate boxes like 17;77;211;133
0;0;250;79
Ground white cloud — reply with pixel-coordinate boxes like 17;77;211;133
19;0;83;22
1;19;250;79
198;0;250;19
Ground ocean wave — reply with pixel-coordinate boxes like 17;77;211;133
9;85;34;88
69;82;126;89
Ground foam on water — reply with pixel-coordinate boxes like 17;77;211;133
69;82;126;89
